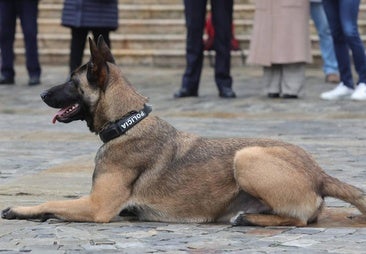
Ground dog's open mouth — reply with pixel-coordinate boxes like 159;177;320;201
52;103;81;124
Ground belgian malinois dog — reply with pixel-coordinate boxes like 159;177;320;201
2;36;366;226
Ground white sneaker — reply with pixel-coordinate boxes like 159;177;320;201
351;83;366;100
320;82;354;100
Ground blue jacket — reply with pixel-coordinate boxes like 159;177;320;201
61;0;118;30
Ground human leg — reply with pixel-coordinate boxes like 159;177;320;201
18;0;41;84
263;65;281;98
176;0;207;97
211;0;235;98
338;0;366;84
281;63;305;98
310;2;339;79
69;27;89;72
323;0;354;88
0;1;16;83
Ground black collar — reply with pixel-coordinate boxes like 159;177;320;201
99;104;152;143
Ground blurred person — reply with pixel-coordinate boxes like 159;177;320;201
310;0;339;84
0;0;41;86
62;0;118;73
320;0;366;100
174;0;236;98
247;0;312;99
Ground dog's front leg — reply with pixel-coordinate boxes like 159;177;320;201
2;197;95;222
2;172;131;222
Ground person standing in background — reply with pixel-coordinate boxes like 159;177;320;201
174;0;236;98
247;0;312;99
0;0;41;86
61;0;118;73
320;0;366;100
310;0;339;84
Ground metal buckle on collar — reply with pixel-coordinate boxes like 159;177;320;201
99;125;121;143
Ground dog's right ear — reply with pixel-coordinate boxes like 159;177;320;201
87;37;108;88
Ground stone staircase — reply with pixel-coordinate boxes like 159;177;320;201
13;0;366;67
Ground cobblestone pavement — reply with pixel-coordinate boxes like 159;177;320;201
1;65;366;253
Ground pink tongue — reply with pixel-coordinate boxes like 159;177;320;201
52;107;69;124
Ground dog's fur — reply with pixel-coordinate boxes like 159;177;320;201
2;37;366;226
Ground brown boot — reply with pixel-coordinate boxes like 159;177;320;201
325;73;340;84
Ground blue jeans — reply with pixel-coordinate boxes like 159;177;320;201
310;2;338;76
323;0;366;88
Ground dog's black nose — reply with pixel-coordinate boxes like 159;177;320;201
40;90;48;101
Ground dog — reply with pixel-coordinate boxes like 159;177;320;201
2;36;366;226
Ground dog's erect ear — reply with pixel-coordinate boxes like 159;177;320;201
87;37;108;88
97;35;115;64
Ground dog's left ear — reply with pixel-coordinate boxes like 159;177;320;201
87;37;108;88
97;35;115;64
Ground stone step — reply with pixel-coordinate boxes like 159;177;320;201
17;33;248;50
14;47;324;68
36;18;256;35
37;18;366;36
38;3;366;20
38;4;256;20
14;30;366;54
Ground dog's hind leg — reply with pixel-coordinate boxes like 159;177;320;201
230;212;307;227
233;146;324;227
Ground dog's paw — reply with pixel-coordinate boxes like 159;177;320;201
1;207;18;220
230;212;254;226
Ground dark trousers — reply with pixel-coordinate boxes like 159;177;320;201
69;27;111;72
323;0;366;88
182;0;233;93
0;0;41;79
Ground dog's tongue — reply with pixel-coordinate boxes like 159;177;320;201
52;107;69;124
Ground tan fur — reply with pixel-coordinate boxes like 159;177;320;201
2;36;366;226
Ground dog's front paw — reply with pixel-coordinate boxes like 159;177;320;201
1;207;54;221
1;207;18;220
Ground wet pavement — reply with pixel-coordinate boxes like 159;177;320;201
1;65;366;253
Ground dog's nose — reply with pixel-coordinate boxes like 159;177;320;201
40;90;49;101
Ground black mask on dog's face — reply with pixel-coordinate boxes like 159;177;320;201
40;78;84;124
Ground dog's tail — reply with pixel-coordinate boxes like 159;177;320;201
322;173;366;214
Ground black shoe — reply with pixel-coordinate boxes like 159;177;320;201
0;76;14;85
28;77;40;86
174;88;198;98
282;94;298;99
268;93;280;98
219;87;236;98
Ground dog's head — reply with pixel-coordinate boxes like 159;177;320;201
41;36;148;133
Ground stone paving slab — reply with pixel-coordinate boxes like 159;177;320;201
1;65;366;253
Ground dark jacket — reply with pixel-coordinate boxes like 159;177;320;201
61;0;118;30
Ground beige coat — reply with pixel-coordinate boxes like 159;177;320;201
247;0;312;66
